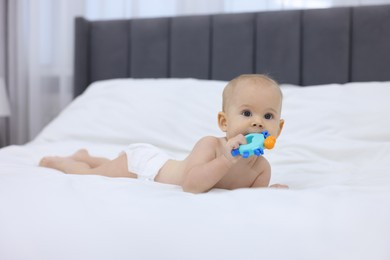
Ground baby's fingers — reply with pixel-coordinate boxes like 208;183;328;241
228;134;246;149
234;134;247;147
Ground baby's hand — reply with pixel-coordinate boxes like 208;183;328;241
224;134;247;160
269;184;289;189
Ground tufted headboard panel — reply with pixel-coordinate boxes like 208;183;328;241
74;4;390;96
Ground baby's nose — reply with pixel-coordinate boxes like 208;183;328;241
251;122;263;128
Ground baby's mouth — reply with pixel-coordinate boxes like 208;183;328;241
244;130;265;136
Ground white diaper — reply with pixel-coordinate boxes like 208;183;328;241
122;143;171;181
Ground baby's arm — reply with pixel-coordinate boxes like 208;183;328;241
182;135;244;193
250;159;271;188
250;159;289;189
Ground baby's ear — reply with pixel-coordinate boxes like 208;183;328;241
218;112;228;132
277;119;285;137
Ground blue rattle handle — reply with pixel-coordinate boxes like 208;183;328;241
231;131;270;158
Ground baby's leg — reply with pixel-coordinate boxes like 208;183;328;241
40;154;137;178
71;149;110;168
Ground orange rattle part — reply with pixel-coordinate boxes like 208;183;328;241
264;136;276;149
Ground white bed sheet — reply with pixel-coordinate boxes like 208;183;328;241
1;78;390;260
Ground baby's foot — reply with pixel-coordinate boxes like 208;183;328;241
39;156;59;167
71;149;89;162
39;156;89;174
39;156;70;171
40;149;88;167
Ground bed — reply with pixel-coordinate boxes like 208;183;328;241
1;4;390;260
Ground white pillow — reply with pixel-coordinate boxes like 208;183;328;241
34;78;228;158
34;78;390;173
269;81;390;185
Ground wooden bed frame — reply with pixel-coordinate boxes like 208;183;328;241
74;4;390;96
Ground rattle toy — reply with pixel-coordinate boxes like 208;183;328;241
231;131;276;158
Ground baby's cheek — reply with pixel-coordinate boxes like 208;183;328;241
267;127;279;138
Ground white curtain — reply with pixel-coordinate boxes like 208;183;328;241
4;0;390;145
5;0;84;144
0;0;6;146
83;0;390;20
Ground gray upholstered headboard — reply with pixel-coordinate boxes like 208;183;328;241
74;4;390;97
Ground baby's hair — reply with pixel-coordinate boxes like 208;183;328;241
222;74;282;112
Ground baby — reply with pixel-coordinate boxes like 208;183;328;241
40;74;287;193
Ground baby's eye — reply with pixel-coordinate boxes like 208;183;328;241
242;110;252;117
264;113;273;120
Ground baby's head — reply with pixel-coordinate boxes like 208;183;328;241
218;74;284;139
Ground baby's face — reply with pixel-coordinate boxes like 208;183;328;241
222;81;283;140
